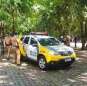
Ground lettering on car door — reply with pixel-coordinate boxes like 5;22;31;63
29;37;38;61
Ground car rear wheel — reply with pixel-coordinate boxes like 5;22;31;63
38;57;47;70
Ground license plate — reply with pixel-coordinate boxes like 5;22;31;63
65;58;71;62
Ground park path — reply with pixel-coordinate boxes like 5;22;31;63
0;60;31;86
0;50;87;86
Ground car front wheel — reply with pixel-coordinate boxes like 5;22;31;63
38;57;47;70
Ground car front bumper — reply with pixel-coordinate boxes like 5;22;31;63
47;58;75;66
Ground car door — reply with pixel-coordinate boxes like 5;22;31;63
28;37;38;61
23;36;30;56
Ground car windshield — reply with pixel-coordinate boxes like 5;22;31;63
38;37;60;46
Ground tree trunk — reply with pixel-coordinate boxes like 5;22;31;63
85;20;87;49
12;12;15;34
81;21;86;50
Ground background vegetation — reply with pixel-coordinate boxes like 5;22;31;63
0;0;87;49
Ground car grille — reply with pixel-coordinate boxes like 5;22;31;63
59;51;73;56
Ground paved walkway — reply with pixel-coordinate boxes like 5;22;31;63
0;60;30;86
0;58;49;86
0;50;87;86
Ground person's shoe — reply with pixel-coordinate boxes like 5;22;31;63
16;64;21;66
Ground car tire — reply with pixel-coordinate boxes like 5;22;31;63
65;62;73;67
38;57;47;70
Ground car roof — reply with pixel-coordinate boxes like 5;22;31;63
24;35;53;39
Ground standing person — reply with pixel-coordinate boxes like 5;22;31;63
59;36;64;43
4;34;11;60
63;35;71;46
66;35;71;46
63;35;67;45
74;36;77;48
10;33;21;65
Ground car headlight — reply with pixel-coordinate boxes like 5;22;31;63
48;51;59;55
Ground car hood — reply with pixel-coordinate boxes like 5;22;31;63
47;44;74;55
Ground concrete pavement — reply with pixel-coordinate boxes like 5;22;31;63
0;60;29;86
0;50;87;86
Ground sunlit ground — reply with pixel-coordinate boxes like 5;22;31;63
0;50;87;86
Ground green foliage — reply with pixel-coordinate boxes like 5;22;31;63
0;0;87;40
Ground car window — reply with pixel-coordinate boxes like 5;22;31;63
38;37;60;46
23;37;30;44
30;38;37;45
